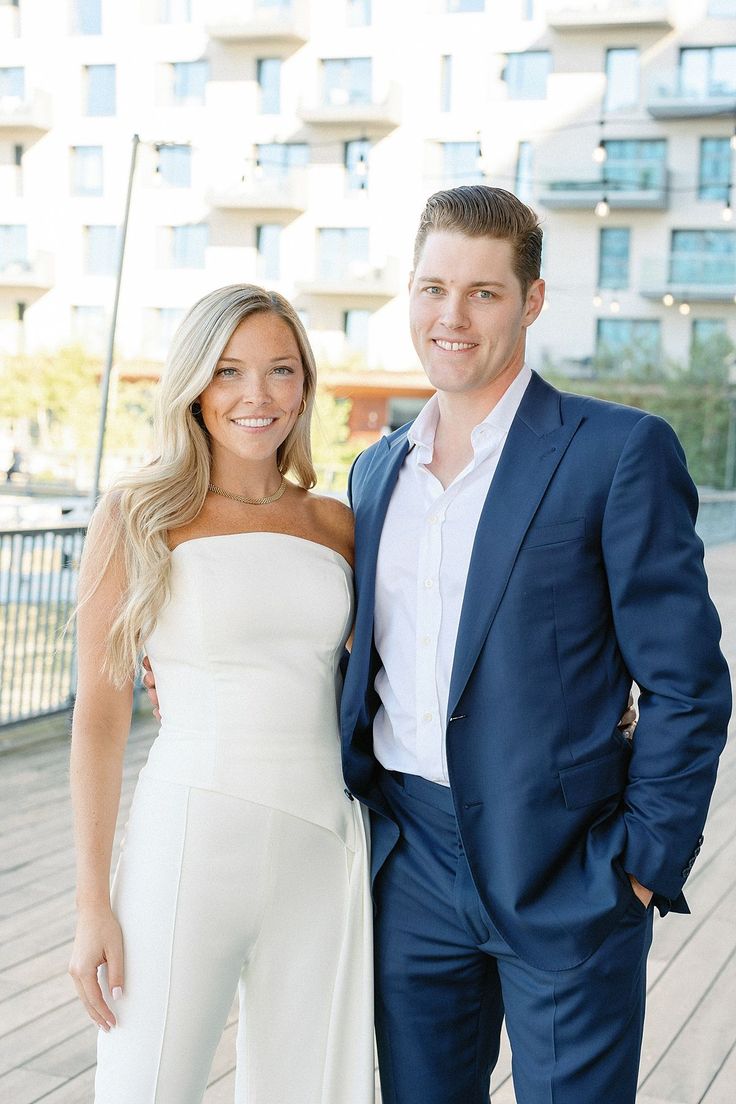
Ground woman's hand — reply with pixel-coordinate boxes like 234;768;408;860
69;906;124;1031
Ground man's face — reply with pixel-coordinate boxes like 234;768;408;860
409;231;544;401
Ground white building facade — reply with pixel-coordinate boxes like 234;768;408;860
0;0;734;380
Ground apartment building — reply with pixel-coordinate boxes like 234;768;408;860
0;0;734;435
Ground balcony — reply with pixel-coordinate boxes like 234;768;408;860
298;259;399;301
640;254;736;302
300;83;401;135
205;0;307;48
547;1;673;30
208;169;308;216
0;91;53;140
648;77;736;119
540;162;669;210
0;254;53;294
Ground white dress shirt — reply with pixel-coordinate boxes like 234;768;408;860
372;365;532;785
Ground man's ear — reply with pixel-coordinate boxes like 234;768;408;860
408;270;415;294
523;278;545;328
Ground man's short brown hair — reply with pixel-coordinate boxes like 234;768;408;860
413;186;543;297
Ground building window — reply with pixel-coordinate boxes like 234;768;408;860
671;229;735;285
388;397;427;431
171;60;208;105
71;146;103;196
144;306;186;358
604;48;638;112
596;319;660;376
257;224;281;281
0;67;24;100
678;47;736;98
504;52;551;101
256;142;309;179
72;305;106;353
699;138;731;202
440;55;452;113
257;58;281;114
707;0;736;13
344;308;371;352
318;227;369;279
692;318;727;345
598;228;630;289
442;142;482;186
85;64;116;116
73;0;101;34
157;0;191;21
84;225;117;275
322;58;372;106
515;141;533;203
157;144;192;188
347;0;371;24
447;0;484;10
0;225;28;272
603;139;666;192
345;139;370;191
169;224;208;268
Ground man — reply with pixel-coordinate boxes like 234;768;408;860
339;186;731;1103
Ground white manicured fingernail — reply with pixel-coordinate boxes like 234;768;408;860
112;987;123;1000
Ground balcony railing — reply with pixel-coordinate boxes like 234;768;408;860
648;77;736;119
547;0;673;29
541;161;669;210
299;83;401;134
207;169;308;214
640;253;736;301
298;258;399;300
0;526;85;727
0;253;54;292
0;90;53;137
205;0;308;46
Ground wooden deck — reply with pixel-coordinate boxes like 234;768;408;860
0;543;734;1104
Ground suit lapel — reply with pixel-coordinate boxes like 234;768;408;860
447;374;583;720
342;432;411;739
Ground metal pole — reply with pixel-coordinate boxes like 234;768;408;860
89;132;140;509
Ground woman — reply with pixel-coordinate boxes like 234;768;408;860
69;285;374;1103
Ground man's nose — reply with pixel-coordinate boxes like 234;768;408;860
439;297;469;330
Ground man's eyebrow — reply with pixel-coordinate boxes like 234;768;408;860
416;276;507;288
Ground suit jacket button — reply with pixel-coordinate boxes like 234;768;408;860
344;788;354;801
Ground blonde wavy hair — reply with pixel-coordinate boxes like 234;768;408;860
84;284;318;687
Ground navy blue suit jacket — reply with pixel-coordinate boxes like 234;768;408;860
340;371;731;970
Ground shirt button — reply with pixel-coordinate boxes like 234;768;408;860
429;515;438;524
424;579;433;589
423;712;433;722
422;635;431;646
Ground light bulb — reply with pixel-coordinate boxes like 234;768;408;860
722;203;733;223
593;294;603;308
592;143;607;164
678;303;691;316
595;198;610;218
662;293;674;307
610;299;620;313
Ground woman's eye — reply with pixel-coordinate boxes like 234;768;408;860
273;366;294;375
216;367;237;377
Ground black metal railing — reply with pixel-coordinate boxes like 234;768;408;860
0;525;86;726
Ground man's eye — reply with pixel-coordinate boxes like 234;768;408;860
424;286;442;295
475;290;493;300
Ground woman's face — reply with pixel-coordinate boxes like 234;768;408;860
198;312;305;471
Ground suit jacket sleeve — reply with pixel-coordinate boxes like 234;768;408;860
601;414;731;904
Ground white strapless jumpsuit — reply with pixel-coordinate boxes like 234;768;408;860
95;532;374;1104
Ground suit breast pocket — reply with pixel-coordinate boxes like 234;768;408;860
521;517;586;552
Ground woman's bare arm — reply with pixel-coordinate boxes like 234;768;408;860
68;501;134;1030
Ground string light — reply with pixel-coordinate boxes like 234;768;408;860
678;302;691;315
662;293;674;307
595;197;610;218
610;299;620;313
592;293;603;307
722;198;733;223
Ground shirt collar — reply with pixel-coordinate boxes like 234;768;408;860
408;364;532;465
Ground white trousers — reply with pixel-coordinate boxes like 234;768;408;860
95;774;374;1103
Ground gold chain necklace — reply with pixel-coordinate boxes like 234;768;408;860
207;477;287;506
